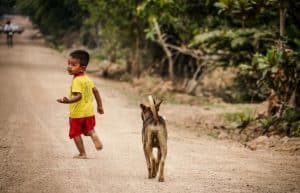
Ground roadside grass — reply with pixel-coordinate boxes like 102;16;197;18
222;105;256;123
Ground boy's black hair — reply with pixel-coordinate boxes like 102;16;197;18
70;50;90;67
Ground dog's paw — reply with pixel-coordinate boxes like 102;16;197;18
158;177;165;182
151;172;157;178
151;166;157;178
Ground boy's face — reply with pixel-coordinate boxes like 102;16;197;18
67;57;85;75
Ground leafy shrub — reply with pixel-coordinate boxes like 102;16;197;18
223;107;254;128
258;107;300;137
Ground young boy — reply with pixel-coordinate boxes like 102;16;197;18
57;50;104;159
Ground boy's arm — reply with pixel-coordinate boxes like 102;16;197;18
92;87;104;114
57;92;82;104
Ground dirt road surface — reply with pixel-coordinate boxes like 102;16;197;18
0;16;299;193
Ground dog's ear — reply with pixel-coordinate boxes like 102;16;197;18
155;100;163;111
140;104;147;112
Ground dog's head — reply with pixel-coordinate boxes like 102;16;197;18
140;97;163;122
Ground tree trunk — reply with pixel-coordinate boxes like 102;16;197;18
279;0;287;50
153;20;174;81
95;21;101;48
185;65;201;94
166;48;174;80
288;88;296;108
185;61;208;95
131;13;141;78
134;34;141;78
277;1;289;118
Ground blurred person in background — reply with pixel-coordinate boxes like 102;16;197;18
4;20;13;47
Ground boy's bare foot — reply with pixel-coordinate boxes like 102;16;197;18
73;154;87;159
91;133;103;151
95;144;103;151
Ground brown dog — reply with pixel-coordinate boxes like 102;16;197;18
140;96;167;182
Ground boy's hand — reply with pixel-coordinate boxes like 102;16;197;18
97;106;104;114
57;97;70;103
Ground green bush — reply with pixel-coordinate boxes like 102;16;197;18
258;108;300;137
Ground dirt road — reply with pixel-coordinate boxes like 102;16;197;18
0;16;299;193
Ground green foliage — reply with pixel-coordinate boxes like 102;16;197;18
4;0;298;138
16;0;86;45
246;47;299;100
258;108;300;137
0;0;16;15
258;115;278;131
12;0;299;96
189;28;274;68
223;108;254;128
215;0;278;27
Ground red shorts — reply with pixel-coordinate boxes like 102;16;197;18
69;116;95;138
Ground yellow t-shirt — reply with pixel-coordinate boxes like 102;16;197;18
69;75;95;118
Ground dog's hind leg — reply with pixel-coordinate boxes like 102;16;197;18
145;130;156;179
158;147;167;182
157;133;167;182
155;147;162;177
151;149;157;178
143;145;152;179
148;149;156;178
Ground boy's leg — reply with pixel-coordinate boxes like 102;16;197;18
73;135;87;159
10;35;13;47
87;130;103;150
6;34;9;47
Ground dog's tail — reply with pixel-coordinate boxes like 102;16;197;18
148;95;159;124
